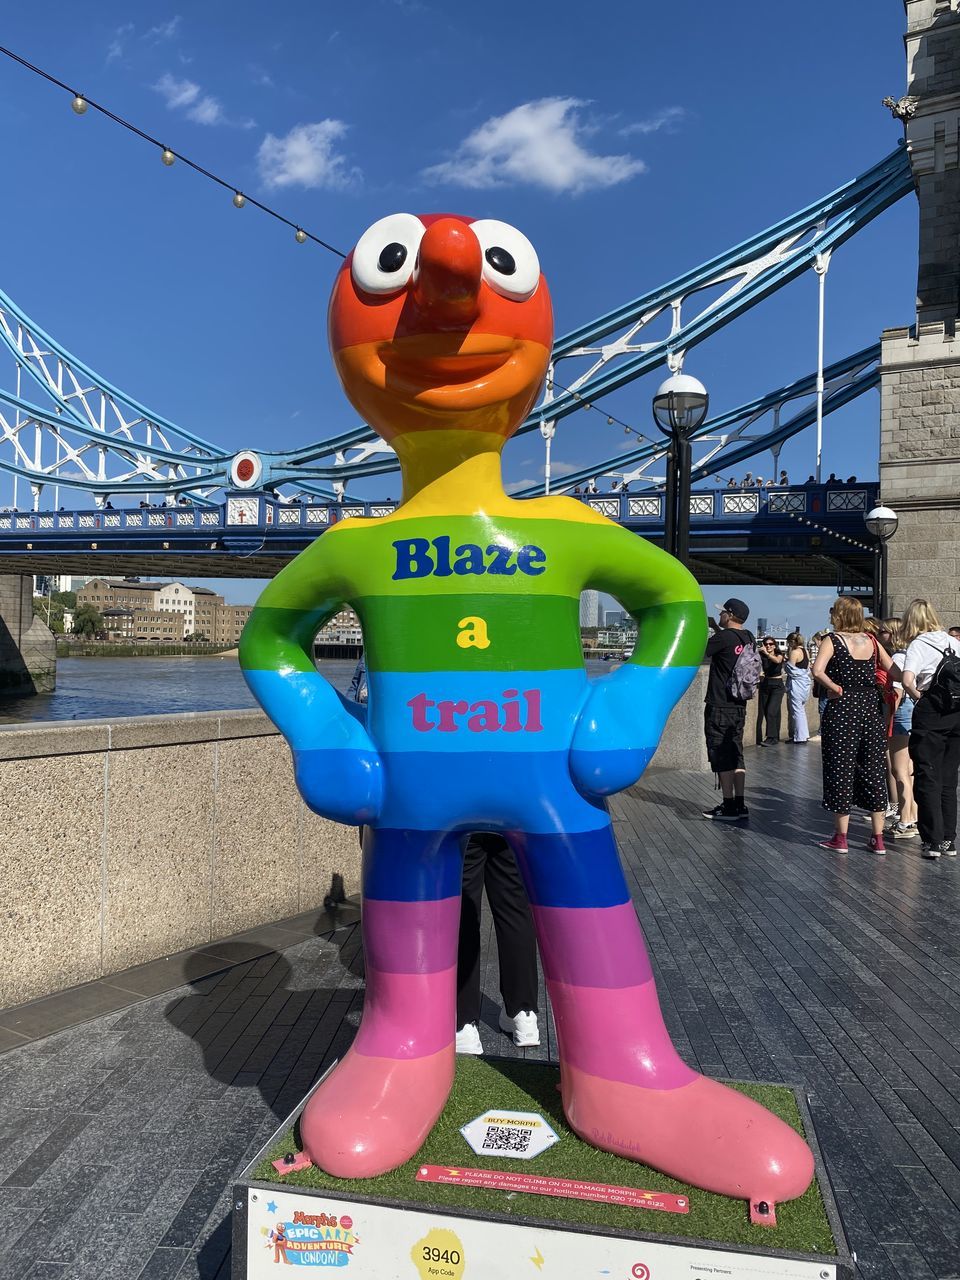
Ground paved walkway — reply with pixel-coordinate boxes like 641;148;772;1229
1;743;959;1279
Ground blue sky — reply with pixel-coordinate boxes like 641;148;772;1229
0;2;916;635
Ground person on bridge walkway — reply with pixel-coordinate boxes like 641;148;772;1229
785;631;811;743
756;637;785;744
455;832;540;1056
900;599;960;858
812;597;892;855
701;598;755;821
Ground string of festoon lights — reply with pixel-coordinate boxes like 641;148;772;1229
778;506;876;554
545;376;654;445
0;44;346;258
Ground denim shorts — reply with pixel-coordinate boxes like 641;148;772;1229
892;697;914;736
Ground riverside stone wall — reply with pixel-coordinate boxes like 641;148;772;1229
0;709;361;1009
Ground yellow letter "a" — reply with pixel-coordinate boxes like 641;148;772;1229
457;616;490;649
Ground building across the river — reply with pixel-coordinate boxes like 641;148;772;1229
79;578;252;644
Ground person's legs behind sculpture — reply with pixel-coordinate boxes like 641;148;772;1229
456;832;539;1054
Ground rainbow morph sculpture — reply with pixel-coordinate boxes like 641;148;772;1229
239;212;815;1220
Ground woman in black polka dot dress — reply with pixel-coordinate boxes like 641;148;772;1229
812;597;893;854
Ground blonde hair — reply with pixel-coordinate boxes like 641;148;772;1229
787;631;805;650
862;617;883;637
901;598;943;645
830;597;863;634
883;618;904;650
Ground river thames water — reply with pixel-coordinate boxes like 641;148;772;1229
0;656;358;724
0;656;614;724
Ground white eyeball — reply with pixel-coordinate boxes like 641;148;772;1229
351;213;426;295
471;219;540;301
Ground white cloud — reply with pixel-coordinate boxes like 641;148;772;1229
152;73;251;128
620;106;686;136
423;97;645;194
153;73;200;110
106;22;134;63
188;95;225;126
788;591;831;601
257;121;359;190
144;16;182;42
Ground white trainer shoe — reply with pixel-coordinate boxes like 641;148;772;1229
455;1022;483;1055
499;1009;540;1047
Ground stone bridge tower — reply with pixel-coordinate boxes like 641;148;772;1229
881;0;960;619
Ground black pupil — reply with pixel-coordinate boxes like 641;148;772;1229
485;246;516;276
378;242;407;273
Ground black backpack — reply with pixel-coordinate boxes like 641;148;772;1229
926;640;960;713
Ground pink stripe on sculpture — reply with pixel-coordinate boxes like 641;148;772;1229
300;1045;455;1179
362;896;461;973
532;903;653;987
351;964;456;1059
561;1061;815;1206
548;978;696;1089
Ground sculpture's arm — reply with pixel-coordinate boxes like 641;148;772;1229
239;532;382;824
570;525;707;797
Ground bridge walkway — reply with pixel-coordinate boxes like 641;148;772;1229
0;745;958;1279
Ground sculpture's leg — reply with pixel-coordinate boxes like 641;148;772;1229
299;827;461;1178
507;821;814;1217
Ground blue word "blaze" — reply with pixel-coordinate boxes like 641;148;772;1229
392;536;546;581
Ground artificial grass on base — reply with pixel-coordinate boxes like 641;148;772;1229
251;1057;838;1256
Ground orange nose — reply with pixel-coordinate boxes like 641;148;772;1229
412;218;482;326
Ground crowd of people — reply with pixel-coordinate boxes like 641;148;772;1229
723;471;863;489
570;470;871;496
702;596;960;859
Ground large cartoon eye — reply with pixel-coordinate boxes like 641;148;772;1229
351;213;426;295
471;219;540;301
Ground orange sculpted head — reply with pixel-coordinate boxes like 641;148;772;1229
329;214;553;444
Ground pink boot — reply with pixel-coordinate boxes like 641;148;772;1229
300;1043;454;1178
544;930;815;1222
300;894;460;1178
562;1063;814;1223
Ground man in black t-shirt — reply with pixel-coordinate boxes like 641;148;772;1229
702;597;754;822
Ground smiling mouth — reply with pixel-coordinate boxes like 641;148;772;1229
380;348;513;387
376;334;518;389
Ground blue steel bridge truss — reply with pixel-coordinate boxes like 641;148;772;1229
0;481;881;586
0;148;911;519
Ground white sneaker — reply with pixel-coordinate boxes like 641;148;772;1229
499;1009;540;1047
455;1022;483;1055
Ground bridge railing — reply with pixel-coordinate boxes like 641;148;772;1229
0;483;878;538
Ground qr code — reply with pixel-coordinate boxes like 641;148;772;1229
481;1125;532;1153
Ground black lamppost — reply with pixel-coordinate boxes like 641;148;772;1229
653;372;710;564
864;504;898;617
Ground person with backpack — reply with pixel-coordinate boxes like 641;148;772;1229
811;598;893;854
701;597;760;821
899;598;960;858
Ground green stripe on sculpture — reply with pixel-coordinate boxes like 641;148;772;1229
359;593;582;671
